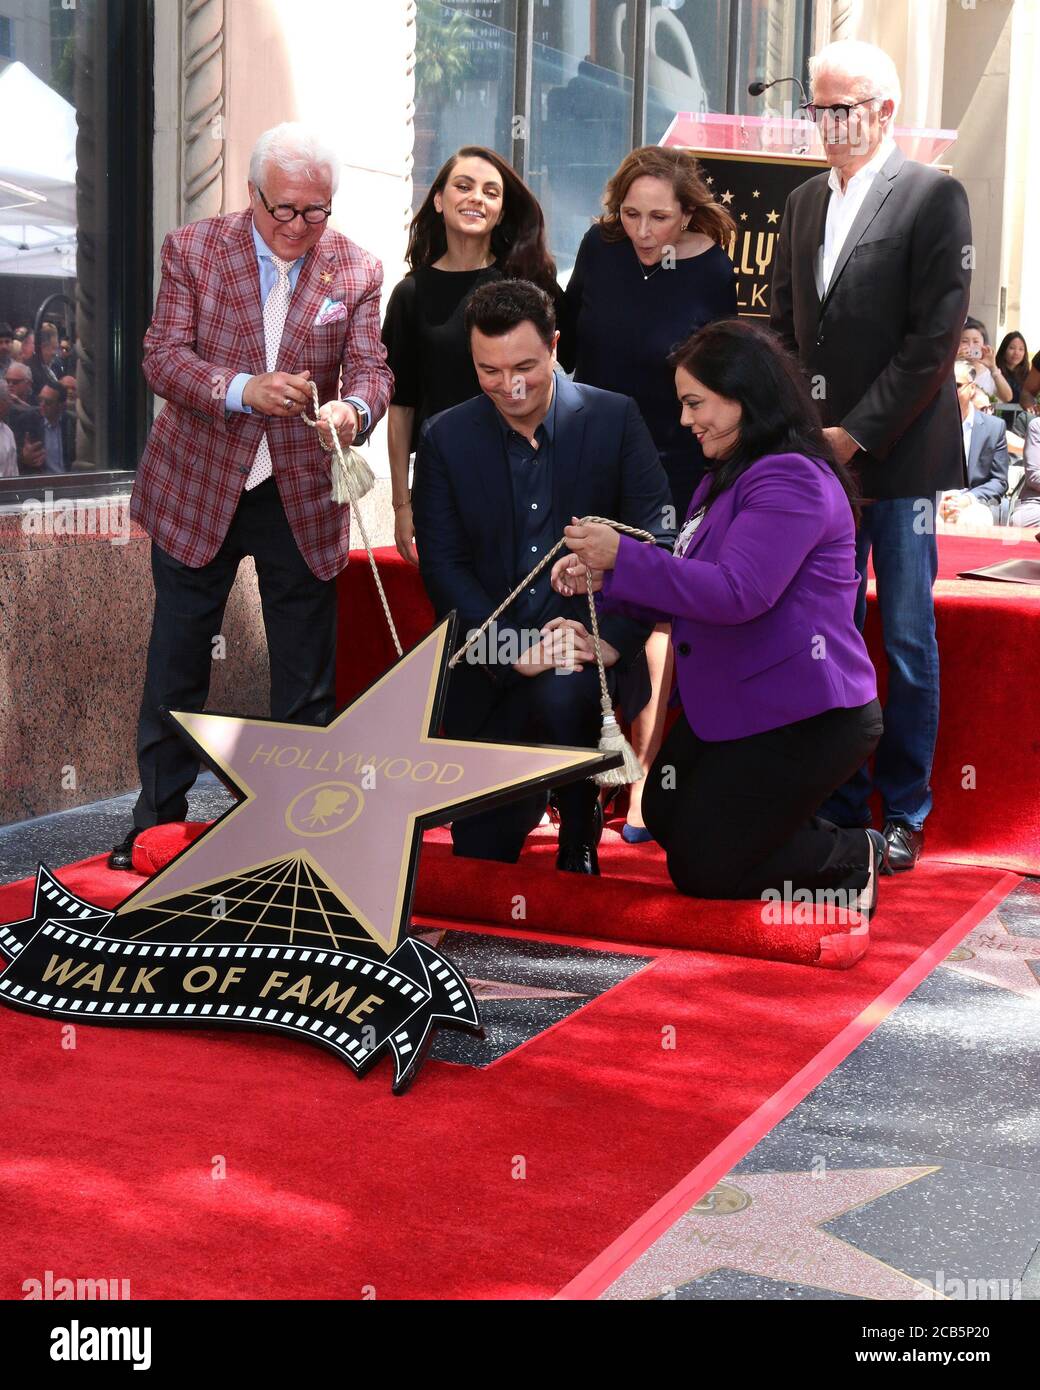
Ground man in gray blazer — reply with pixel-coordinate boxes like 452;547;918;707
939;364;1009;527
1011;416;1040;529
771;38;972;871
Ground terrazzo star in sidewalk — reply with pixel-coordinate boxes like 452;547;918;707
603;1168;945;1300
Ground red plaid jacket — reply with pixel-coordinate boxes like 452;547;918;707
130;209;393;581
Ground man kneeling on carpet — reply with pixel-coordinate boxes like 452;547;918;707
411;279;673;873
552;319;890;912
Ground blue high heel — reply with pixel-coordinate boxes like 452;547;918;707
621;824;653;845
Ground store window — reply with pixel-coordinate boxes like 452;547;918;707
528;2;634;275
0;0;151;496
411;0;811;274
412;1;518;209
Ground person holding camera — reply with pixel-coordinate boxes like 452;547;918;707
957;317;1013;404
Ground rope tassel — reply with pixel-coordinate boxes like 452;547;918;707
596;715;644;787
302;382;402;658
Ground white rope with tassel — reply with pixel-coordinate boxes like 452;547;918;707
448;519;658;787
301;382;402;657
299;389;655;785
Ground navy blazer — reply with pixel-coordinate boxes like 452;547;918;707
411;373;673;718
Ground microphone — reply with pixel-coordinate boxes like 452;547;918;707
747;75;809;108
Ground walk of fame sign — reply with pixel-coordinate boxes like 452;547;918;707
0;617;617;1092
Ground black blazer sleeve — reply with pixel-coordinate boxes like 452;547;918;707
769;202;798;358
842;175;972;461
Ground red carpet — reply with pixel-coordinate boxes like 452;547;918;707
0;855;1016;1300
131;819;870;967
339;538;1040;875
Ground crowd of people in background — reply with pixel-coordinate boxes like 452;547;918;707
0;318;77;476
938;314;1040;530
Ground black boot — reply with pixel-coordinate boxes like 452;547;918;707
556;795;604;876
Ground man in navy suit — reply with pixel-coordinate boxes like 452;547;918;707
411;279;672;873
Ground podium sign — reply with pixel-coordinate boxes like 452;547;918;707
695;150;826;320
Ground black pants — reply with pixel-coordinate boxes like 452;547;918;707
642;700;884;900
445;662;605;862
133;478;338;828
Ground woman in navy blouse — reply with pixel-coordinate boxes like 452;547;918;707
560;145;737;842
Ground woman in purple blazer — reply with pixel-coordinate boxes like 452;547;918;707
552;319;888;911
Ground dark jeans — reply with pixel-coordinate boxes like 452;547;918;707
446;662;605;862
821;497;939;831
642;700;884;900
133;478;338;828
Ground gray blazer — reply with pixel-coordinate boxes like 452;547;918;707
963;410;1009;517
1012;416;1040;516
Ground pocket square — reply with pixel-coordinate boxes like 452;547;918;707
314;297;347;327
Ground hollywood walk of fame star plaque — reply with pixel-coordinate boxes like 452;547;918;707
0;617;618;1092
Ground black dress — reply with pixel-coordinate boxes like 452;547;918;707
381;264;505;454
561;224;737;521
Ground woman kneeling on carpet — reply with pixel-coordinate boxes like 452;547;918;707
552;318;889;912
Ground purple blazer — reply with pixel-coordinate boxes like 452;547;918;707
599;451;878;740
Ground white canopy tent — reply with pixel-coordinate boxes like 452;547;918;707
0;60;76;277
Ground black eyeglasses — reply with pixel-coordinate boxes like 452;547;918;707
801;97;880;123
256;186;332;225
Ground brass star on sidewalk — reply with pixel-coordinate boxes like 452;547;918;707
118;618;613;954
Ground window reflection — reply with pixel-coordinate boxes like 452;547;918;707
0;1;78;476
413;1;518;209
529;2;634;275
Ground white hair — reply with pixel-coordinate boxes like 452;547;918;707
0;380;8;401
809;39;902;115
248;122;340;195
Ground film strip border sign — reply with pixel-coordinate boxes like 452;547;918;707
0;866;481;1094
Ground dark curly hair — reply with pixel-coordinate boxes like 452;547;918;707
463;279;557;349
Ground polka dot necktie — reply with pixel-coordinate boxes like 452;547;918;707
244;253;294;490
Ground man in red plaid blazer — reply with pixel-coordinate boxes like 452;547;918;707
111;123;393;868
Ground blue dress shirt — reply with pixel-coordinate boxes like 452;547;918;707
225;221;371;436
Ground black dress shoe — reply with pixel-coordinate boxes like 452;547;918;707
108;826;144;872
861;828;891;915
883;820;924;872
556;798;603;876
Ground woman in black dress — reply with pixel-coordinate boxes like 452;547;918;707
382;146;561;563
561;145;737;841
